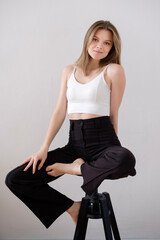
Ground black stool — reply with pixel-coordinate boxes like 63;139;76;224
73;189;121;240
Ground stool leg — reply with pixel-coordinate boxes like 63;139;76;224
100;194;113;240
73;196;89;240
103;192;121;240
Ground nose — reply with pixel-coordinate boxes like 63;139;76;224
96;42;103;49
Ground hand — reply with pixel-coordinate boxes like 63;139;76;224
19;147;48;174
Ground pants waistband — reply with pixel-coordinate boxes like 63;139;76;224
69;116;111;129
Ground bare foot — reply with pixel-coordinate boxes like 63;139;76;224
71;158;85;175
46;158;85;177
66;201;81;225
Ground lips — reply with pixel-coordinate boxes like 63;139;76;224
93;50;102;54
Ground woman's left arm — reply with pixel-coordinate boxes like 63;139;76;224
108;64;126;135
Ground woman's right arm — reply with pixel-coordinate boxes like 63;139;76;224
40;65;71;151
19;65;74;174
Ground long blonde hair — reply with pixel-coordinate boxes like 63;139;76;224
75;20;121;76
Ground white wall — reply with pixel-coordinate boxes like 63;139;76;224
1;0;160;239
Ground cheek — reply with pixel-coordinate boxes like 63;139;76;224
108;45;113;52
104;46;111;53
88;42;95;50
87;45;93;55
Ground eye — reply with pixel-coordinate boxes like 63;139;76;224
93;38;98;42
105;42;110;45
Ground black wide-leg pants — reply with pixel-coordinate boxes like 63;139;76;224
5;116;136;228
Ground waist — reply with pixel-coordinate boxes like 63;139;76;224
69;116;111;129
68;115;121;148
69;113;103;120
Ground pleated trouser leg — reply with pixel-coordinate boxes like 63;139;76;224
5;145;80;228
81;145;136;195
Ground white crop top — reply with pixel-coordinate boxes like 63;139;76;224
66;64;111;116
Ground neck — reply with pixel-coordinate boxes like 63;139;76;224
87;59;100;72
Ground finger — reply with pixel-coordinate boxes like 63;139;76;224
19;157;31;167
23;159;33;172
32;159;38;174
38;161;44;170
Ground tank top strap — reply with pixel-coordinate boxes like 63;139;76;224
102;63;111;72
73;64;77;74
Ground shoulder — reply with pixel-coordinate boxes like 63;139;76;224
106;63;125;76
62;64;75;79
59;64;76;85
105;63;126;88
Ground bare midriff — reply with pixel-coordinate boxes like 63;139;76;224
68;113;104;120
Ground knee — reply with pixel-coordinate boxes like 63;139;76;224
5;167;21;190
5;170;13;189
118;147;136;169
106;145;136;169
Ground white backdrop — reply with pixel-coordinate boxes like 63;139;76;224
1;0;160;239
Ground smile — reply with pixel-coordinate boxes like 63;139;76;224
93;50;103;54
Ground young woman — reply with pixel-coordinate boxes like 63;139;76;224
5;20;136;229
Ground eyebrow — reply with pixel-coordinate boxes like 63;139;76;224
94;35;113;42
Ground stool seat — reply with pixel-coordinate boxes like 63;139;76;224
73;189;121;240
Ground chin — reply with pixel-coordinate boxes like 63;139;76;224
90;54;108;61
92;57;105;61
90;54;103;60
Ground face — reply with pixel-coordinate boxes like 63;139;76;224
87;29;113;61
